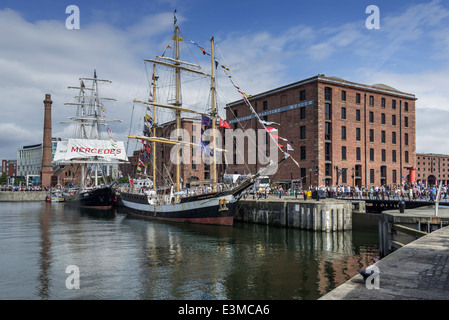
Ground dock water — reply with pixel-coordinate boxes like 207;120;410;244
3;190;449;299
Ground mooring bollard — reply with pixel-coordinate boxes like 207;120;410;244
399;200;405;213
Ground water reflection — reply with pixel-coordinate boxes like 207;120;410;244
37;203;52;299
126;218;379;300
0;202;379;300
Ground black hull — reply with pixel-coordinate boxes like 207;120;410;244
64;187;116;210
120;192;236;226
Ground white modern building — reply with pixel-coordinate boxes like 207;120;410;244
17;138;62;181
17;143;42;178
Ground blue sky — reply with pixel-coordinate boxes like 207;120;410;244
1;0;449;160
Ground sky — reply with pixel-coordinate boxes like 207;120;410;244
1;0;449;160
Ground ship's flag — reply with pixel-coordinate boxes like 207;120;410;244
161;45;172;57
199;139;213;157
143;115;154;136
265;127;278;132
260;120;280;126
201;129;210;146
219;118;231;129
145;114;154;127
140;147;150;158
138;159;146;167
278;144;285;148
201;115;212;146
270;134;290;143
201;115;212;127
287;144;294;151
142;144;151;153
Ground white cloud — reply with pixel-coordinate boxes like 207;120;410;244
0;8;166;160
353;66;449;153
355;0;449;71
416;108;449;154
358;68;449;109
306;23;363;61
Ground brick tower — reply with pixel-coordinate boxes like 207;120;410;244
41;94;53;187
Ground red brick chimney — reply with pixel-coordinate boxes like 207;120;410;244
41;94;53;187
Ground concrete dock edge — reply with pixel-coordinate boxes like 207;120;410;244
320;225;449;300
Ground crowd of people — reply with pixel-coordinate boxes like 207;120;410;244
0;185;54;192
248;182;448;202
4;181;448;203
321;183;447;201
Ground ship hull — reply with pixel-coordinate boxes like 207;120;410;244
120;192;236;226
63;186;116;210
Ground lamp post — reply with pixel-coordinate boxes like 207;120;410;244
335;166;348;187
352;167;355;188
309;168;312;189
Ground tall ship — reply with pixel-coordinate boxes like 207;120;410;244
54;71;128;209
120;12;298;225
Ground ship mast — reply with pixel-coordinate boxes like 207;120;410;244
174;22;182;193
210;36;217;192
152;63;157;190
131;10;223;193
60;71;124;188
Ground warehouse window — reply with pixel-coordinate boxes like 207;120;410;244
325;87;332;101
325;103;332;120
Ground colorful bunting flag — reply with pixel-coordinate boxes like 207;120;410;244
219;118;231;129
138;159;146;167
260;120;280;126
184;35;299;167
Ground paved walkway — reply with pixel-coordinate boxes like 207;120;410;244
320;225;449;300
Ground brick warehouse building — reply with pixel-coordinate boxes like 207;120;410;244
225;74;417;189
415;153;449;186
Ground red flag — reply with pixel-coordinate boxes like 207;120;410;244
219;118;231;129
266;126;278;132
278;144;285;148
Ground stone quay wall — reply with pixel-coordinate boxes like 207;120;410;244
235;199;352;231
0;191;47;202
